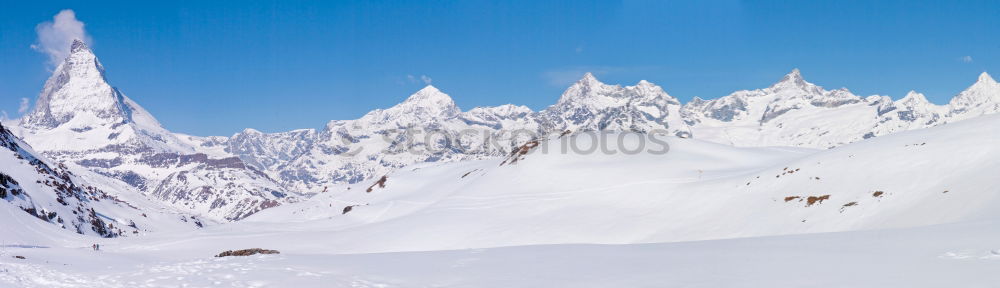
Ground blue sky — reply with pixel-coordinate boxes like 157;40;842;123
1;1;997;136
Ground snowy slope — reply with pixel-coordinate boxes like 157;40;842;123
1;122;203;242
3;113;1000;287
4;220;999;288
205;112;1000;254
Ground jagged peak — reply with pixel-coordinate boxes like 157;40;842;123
569;72;609;89
21;38;118;129
787;68;802;77
899;91;930;104
581;72;599;83
771;68;810;88
70;38;91;54
958;71;1000;94
950;71;1000;107
977;71;996;84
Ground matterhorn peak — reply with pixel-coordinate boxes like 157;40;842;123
21;38;122;129
70;38;90;54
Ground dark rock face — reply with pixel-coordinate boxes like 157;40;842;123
1;123;138;238
215;248;280;257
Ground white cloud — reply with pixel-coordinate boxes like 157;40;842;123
32;9;91;66
960;56;973;63
405;74;433;85
575;46;584;54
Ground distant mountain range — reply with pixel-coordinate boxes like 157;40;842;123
5;39;999;224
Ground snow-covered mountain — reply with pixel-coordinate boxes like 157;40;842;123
1;122;202;238
5;41;1000;288
10;39;1000;220
14;40;295;221
948;71;1000;120
216;77;694;192
256;86;536;192
537;73;690;136
210;69;1000;191
683;69;1000;148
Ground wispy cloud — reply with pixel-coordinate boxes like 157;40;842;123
32;9;91;67
960;56;973;63
405;74;433;85
18;98;30;114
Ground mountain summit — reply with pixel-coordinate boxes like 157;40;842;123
16;40;293;221
978;71;996;84
19;39;185;153
948;71;1000;119
397;85;460;118
22;39;126;129
772;68;808;88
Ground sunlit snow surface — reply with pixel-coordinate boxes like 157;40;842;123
4;113;1000;287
